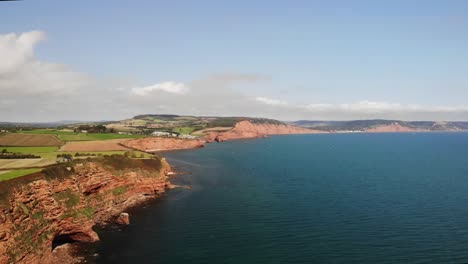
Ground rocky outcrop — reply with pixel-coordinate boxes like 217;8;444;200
121;137;205;152
205;120;322;142
0;156;170;264
365;123;428;133
115;213;130;225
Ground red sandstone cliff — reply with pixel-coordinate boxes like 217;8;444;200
121;137;205;152
120;121;321;151
0;156;170;264
205;120;322;142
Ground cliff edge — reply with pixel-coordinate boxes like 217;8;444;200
0;155;171;264
121;137;205;152
205;120;322;142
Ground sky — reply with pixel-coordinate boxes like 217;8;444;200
1;0;468;122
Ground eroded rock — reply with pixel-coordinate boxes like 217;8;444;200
0;157;171;263
115;212;130;225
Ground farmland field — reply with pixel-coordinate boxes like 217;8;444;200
0;159;54;169
2;146;59;153
0;168;41;181
1;145;152;167
18;129;75;135
59;139;131;152
0;134;63;146
1;146;59;160
171;126;197;135
59;133;144;141
0;134;153;180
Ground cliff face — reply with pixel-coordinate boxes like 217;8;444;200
121;137;205;152
0;156;170;264
205;120;322;142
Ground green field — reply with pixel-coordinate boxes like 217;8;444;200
0;168;41;181
2;146;59;153
0;129;151;181
172;126;196;135
9;129;145;142
2;146;59;159
2;147;151;160
0;146;152;170
59;133;144;141
18;129;74;135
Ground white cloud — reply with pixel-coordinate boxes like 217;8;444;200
256;97;287;106
340;101;402;112
131;81;189;96
0;30;45;74
0;30;93;97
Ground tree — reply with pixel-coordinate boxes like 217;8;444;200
95;124;107;133
63;154;73;162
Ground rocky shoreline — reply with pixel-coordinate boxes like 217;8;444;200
0;156;171;264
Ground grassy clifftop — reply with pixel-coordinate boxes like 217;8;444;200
0;155;165;203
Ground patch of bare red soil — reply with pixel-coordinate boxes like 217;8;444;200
121;137;205;152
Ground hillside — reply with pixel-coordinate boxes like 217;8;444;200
291;120;468;132
104;115;286;135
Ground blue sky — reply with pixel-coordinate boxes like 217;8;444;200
1;0;468;121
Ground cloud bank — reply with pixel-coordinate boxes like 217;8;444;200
0;31;93;97
131;82;189;96
256;97;287;106
1;30;468;122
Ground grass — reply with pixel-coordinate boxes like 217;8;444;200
0;168;41;181
64;150;152;159
1;150;150;162
54;189;80;208
172;126;196;135
59;133;144;141
18;129;144;140
0;146;60;162
18;129;74;135
127;119;150;125
2;146;59;153
0;141;153;180
0;159;55;169
0;146;152;170
112;186;128;195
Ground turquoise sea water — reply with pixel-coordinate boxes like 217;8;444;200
86;133;468;263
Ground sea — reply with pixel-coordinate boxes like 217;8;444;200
81;132;468;263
